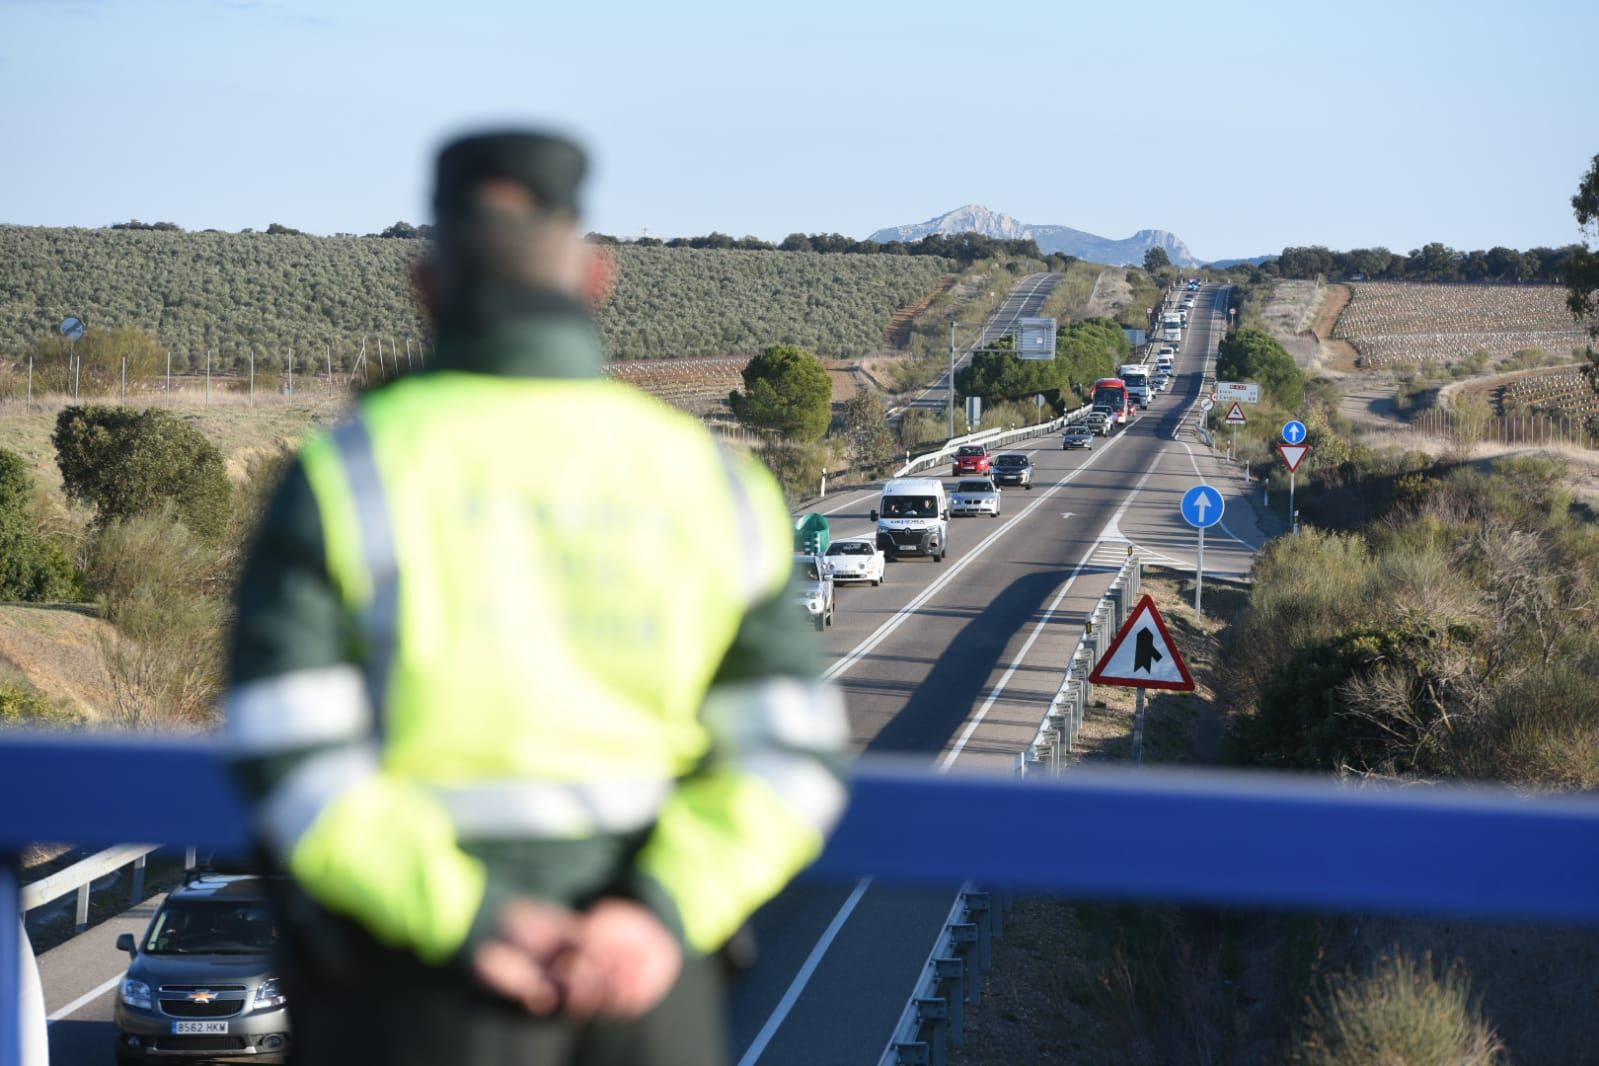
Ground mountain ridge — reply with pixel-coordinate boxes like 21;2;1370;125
868;204;1205;267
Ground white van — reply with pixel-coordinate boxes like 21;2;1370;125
871;477;949;562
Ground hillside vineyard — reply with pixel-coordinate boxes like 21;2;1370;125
0;227;953;368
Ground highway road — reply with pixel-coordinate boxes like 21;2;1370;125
900;271;1063;420
38;286;1267;1066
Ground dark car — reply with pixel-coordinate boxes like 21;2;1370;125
991;453;1033;489
113;872;289;1065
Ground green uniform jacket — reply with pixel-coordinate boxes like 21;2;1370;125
226;292;847;963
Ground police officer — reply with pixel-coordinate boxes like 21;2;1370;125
224;130;848;1066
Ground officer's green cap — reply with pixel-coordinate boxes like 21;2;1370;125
433;130;586;221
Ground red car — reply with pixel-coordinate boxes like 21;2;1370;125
951;444;992;477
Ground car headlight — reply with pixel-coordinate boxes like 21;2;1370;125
253;977;287;1010
121;978;152;1010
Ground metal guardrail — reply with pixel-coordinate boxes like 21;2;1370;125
891;407;1091;480
880;552;1142;1064
20;844;198;934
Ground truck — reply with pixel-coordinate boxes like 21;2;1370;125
1120;364;1152;408
1161;312;1183;343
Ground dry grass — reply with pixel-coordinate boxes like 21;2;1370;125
1292;952;1504;1066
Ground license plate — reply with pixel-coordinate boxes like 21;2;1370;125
172;1021;228;1035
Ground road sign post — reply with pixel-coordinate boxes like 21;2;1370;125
1088;594;1197;765
1278;439;1311;534
1180;485;1224;618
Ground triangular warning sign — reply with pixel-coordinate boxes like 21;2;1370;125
1223;402;1247;425
1277;442;1311;473
1088;594;1195;691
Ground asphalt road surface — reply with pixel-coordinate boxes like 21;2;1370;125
39;287;1265;1066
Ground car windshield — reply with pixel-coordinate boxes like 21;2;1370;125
827;542;870;556
957;446;984;456
794;559;820;581
143;898;278;956
957;481;991;493
995;455;1026;467
882;495;936;517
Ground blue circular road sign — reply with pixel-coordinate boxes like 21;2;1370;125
1180;484;1224;529
1282;420;1307;445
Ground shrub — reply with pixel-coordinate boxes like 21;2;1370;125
1292;953;1503;1066
0;449;77;601
729;345;833;442
52;406;231;540
85;505;226;727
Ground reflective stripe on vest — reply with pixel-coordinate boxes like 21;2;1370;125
427;779;674;839
224;665;372;756
329;417;400;725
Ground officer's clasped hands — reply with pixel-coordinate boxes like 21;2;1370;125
472;897;683;1021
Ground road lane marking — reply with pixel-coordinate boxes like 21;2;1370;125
937;533;1104;769
735;879;872;1066
48;973;121;1024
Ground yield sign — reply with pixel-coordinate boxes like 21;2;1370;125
1088;594;1195;691
1278;442;1311;473
1223;402;1247;425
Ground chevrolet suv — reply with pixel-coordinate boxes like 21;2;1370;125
113;872;289;1064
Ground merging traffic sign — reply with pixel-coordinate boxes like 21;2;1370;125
1223;402;1247;426
1088;594;1195;691
1278;442;1311;473
1180;485;1224;529
1282;419;1307;445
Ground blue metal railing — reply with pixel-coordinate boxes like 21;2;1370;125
7;731;1599;1066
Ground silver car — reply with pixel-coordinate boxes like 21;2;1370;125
792;553;835;630
1061;425;1095;449
113;873;290;1065
949;478;1001;518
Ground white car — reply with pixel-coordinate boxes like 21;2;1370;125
792;553;835;630
824;538;885;586
950;478;1001;518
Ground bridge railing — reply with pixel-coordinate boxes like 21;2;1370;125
7;731;1599;1066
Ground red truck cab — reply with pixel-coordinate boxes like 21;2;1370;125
951;444;993;477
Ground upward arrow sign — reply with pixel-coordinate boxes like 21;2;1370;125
1193;492;1212;522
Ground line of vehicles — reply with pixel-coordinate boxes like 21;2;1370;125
790;445;1042;629
795;282;1202;629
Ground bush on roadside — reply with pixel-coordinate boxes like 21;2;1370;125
85;504;226;728
1292;952;1504;1066
0;449;77;601
53;406;231;541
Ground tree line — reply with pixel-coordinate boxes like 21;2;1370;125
1262;242;1581;285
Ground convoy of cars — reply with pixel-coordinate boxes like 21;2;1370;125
789;311;1196;625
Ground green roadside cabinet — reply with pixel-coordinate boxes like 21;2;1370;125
794;512;831;556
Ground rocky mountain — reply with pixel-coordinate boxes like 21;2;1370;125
868;204;1204;267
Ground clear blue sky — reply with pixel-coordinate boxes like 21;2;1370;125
2;0;1593;261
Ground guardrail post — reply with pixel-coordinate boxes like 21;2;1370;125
184;845;197;870
893;1042;930;1066
948;923;979;1004
75;880;90;933
933;957;965;1046
131;852;146;903
967;892;992;974
913;998;949;1066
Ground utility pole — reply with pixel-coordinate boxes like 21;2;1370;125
948;320;957;439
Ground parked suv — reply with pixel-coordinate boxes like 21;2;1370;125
113;872;289;1065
